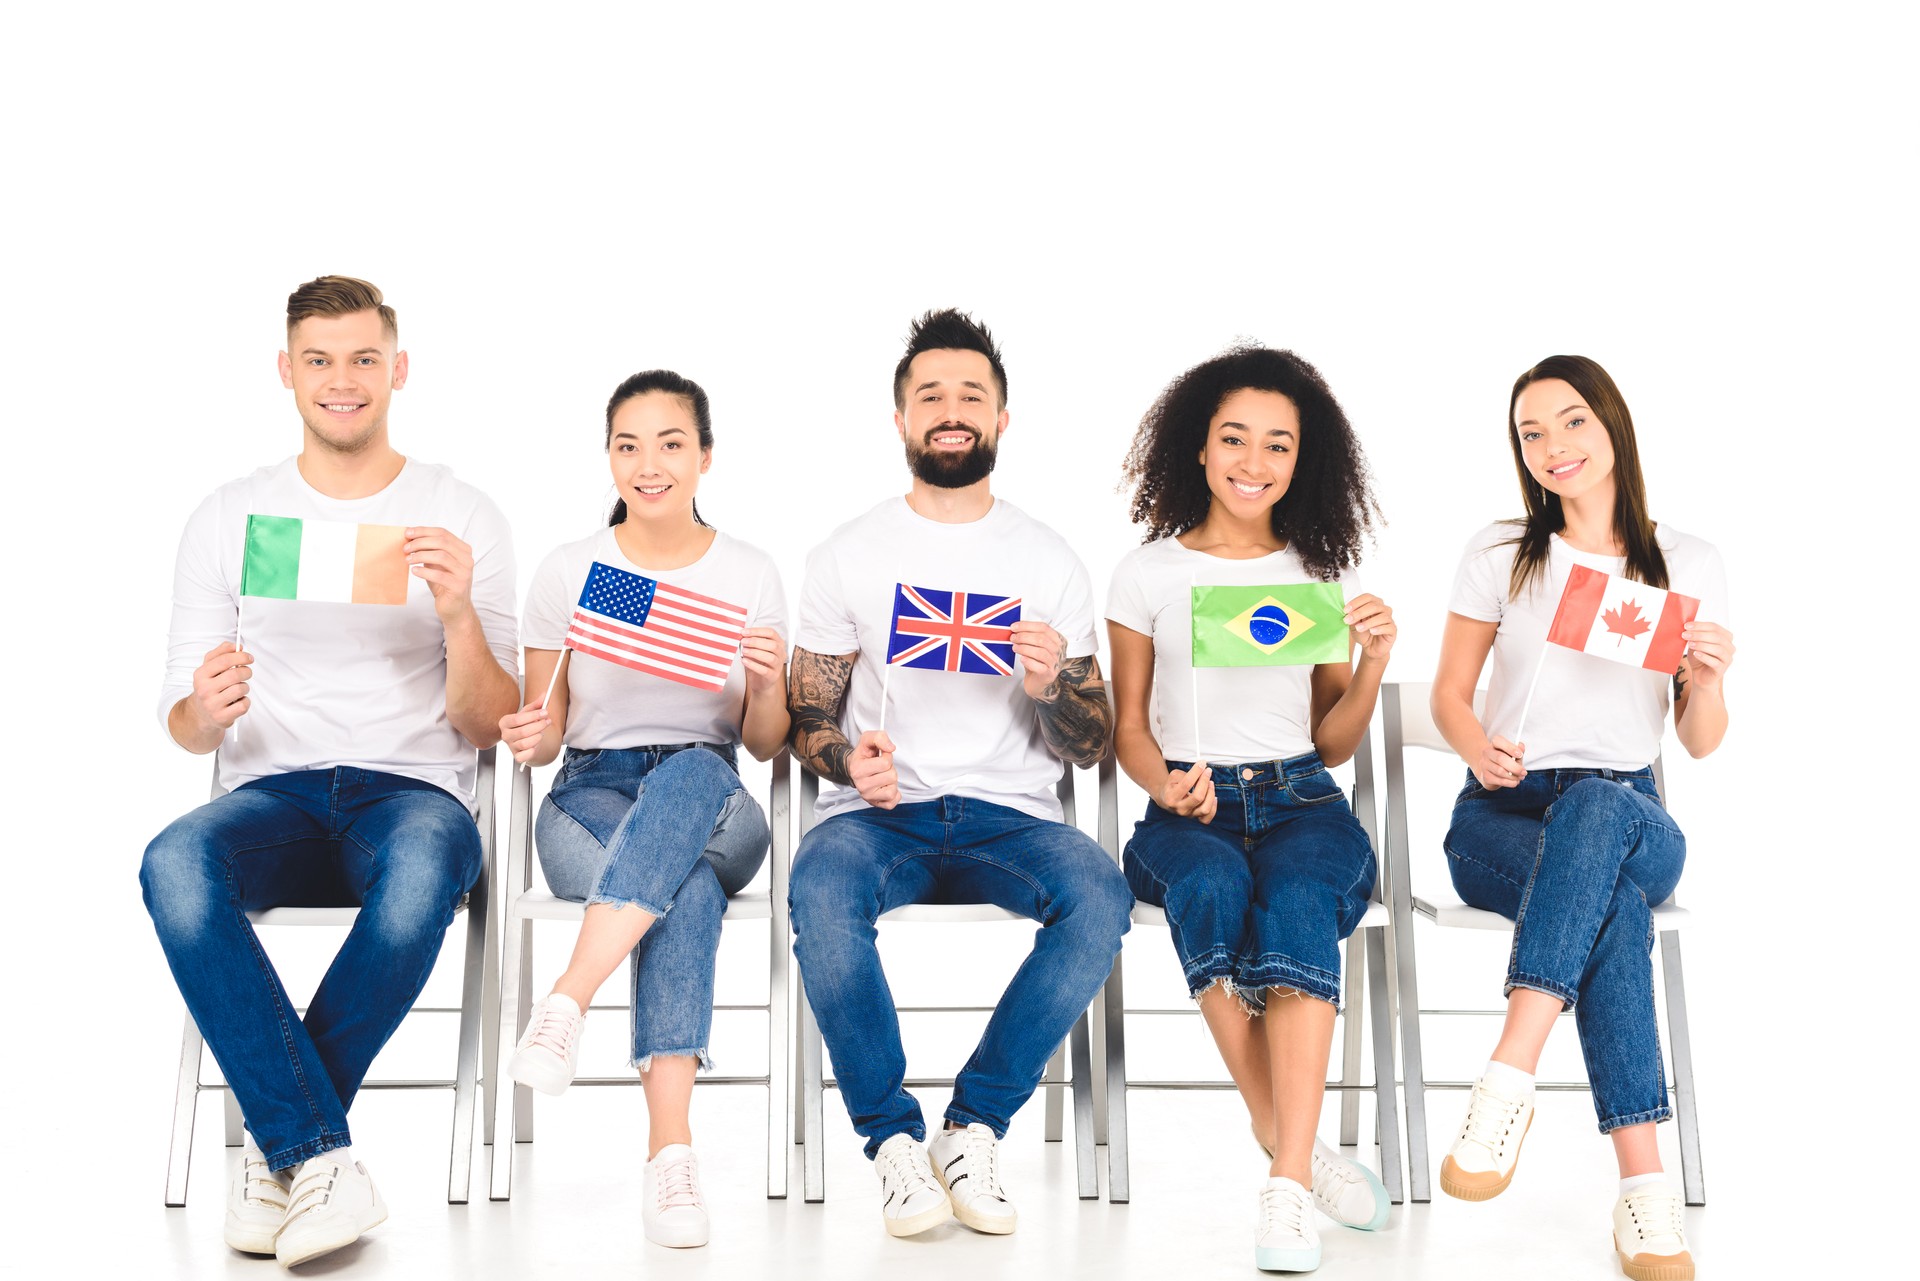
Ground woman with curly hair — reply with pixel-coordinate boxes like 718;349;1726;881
1108;345;1394;1273
1432;356;1731;1281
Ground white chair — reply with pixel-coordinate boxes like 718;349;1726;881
793;763;1106;1203
487;750;791;1201
165;747;499;1207
1380;681;1704;1205
1098;730;1406;1205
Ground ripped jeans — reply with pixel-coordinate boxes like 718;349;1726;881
536;743;769;1070
1123;753;1376;1010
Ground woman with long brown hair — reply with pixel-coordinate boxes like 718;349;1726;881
1430;356;1734;1281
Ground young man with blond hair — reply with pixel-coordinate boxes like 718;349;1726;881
141;276;519;1266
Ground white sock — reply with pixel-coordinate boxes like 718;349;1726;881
1482;1059;1536;1098
1619;1172;1666;1197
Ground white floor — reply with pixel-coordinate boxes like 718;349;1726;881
125;1079;1723;1281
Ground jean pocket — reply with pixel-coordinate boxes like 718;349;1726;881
1286;769;1346;806
556;749;603;786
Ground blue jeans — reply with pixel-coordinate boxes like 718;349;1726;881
1124;753;1376;1010
140;768;482;1171
1444;767;1684;1132
789;796;1133;1157
536;744;768;1070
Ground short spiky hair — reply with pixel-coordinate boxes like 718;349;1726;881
1120;344;1379;581
286;275;397;343
892;308;1007;410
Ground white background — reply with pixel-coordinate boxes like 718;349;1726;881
3;3;1910;1277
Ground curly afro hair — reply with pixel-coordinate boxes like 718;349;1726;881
1119;344;1380;581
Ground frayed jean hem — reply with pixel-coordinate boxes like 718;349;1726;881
268;1132;353;1174
586;893;670;918
1598;1105;1670;1134
1238;953;1343;1009
632;1047;714;1073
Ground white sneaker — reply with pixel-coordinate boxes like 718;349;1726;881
223;1138;290;1255
873;1133;952;1238
509;992;585;1096
1255;1176;1322;1272
1612;1181;1694;1281
1310;1138;1390;1230
928;1122;1017;1234
273;1154;388;1268
1439;1075;1534;1200
643;1144;710;1248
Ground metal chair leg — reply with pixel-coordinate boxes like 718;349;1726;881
166;1012;203;1206
1043;1041;1066;1142
1365;927;1405;1204
1070;1012;1097;1199
447;888;487;1204
800;989;826;1203
1660;930;1706;1206
1339;931;1364;1146
488;907;529;1201
223;1089;243;1147
1102;956;1131;1203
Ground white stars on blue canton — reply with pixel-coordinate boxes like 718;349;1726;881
581;562;657;627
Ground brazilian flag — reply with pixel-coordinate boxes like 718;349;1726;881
1190;583;1349;667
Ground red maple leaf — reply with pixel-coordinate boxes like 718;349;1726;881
1602;599;1652;645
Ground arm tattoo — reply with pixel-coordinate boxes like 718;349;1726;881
789;648;856;785
1033;656;1113;767
1672;657;1689;703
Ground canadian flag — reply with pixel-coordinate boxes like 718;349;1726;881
1545;565;1700;674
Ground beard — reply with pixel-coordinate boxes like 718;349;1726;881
906;427;998;489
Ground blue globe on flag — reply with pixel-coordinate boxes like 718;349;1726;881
1247;604;1291;646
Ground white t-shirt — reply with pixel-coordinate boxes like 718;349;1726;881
1449;522;1730;771
158;456;519;807
1106;537;1359;765
523;527;787;750
795;496;1098;823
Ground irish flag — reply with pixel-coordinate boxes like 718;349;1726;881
1545;565;1699;673
241;514;410;605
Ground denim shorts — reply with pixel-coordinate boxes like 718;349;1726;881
1123;752;1375;1009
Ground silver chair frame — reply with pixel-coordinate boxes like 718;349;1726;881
792;764;1104;1202
487;750;791;1200
1381;681;1704;1205
1099;729;1406;1205
165;747;499;1206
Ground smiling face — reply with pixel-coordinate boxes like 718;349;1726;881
895;347;1008;489
1198;388;1300;520
277;309;406;454
1512;376;1617;502
608;390;709;522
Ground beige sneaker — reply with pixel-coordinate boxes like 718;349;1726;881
1439;1076;1534;1200
1612;1181;1694;1280
222;1138;290;1255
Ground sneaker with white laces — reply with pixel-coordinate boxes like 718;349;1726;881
1439;1076;1535;1200
1255;1176;1322;1272
509;992;585;1096
928;1122;1017;1235
1309;1138;1390;1230
223;1138;291;1255
1612;1181;1694;1281
643;1144;710;1248
872;1133;952;1238
273;1153;388;1268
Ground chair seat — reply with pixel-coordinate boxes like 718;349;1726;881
509;888;772;923
878;903;1028;924
1130;900;1390;929
1412;894;1690;931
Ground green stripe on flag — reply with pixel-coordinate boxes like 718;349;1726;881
242;515;303;599
1191;583;1348;667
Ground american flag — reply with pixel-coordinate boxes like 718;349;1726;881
885;583;1022;676
566;561;749;692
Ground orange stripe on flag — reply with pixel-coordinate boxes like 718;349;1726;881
352;524;409;605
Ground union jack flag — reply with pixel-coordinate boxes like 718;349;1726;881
885;583;1022;676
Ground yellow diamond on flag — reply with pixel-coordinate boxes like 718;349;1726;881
1224;595;1316;655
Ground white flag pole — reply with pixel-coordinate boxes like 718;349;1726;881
1189;575;1201;763
878;662;892;737
539;648;570;711
1512;644;1550;746
230;596;246;744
